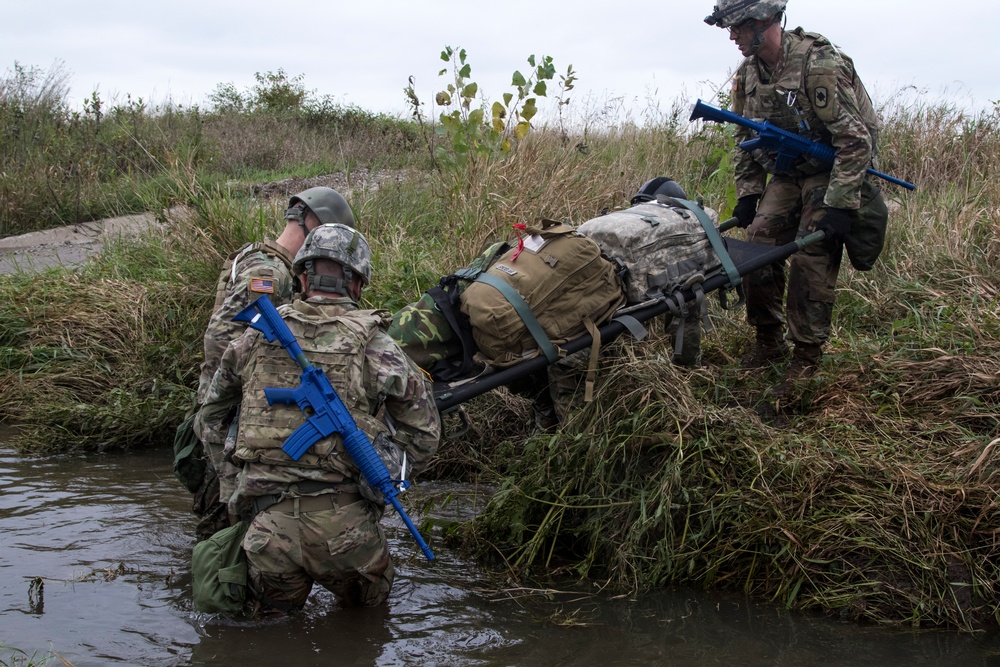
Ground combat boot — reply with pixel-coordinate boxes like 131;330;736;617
532;401;560;434
740;328;790;368
768;343;822;399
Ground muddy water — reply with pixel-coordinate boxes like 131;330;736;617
2;444;999;667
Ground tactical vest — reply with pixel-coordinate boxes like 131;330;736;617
211;240;294;313
737;29;878;177
233;305;387;479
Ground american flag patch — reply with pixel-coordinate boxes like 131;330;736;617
250;278;274;294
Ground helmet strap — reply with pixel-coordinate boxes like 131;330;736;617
748;13;781;56
285;204;311;238
303;259;354;297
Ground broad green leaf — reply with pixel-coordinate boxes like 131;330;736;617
468;108;484;126
533;81;547;96
521;98;538;121
514;121;530;139
438;68;447;76
528;55;536;67
503;92;513;106
492;117;505;133
435;92;452;106
491;101;506;119
511;71;526;87
459;64;471;78
462;82;478;98
440;49;451;62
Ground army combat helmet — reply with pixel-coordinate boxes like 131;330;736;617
631;176;688;205
285;187;355;237
704;0;786;28
293;223;372;296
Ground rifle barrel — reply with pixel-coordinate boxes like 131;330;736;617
690;99;916;191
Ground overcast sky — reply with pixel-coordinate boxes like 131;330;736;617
3;1;997;124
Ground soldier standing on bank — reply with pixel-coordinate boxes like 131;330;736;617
706;0;889;397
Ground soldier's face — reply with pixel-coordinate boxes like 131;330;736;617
729;20;755;56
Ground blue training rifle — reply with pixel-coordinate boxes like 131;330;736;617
689;99;915;191
233;294;435;561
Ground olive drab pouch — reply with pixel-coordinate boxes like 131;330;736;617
191;520;249;614
576;199;722;303
843;179;889;272
173;411;206;494
460;219;627;369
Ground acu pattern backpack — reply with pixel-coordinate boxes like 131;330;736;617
576;198;723;304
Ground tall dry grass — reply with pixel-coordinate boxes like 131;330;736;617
444;101;999;630
0;63;420;237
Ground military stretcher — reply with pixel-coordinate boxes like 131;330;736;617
433;221;825;413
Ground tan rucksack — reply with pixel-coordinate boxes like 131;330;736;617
460;219;626;371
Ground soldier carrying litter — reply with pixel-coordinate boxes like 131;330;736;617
705;0;892;398
176;187;356;539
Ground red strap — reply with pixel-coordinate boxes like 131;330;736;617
510;223;527;261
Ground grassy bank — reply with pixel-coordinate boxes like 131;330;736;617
0;61;998;629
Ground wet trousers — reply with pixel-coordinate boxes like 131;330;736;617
242;495;394;610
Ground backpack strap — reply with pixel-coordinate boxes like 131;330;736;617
473;273;560;364
672;198;746;309
582;317;601;403
426;278;479;381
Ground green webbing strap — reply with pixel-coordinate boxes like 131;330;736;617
452;266;481;281
474;273;559;364
675;198;742;291
612;314;649;341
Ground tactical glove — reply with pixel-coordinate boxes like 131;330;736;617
815;207;854;251
732;194;761;228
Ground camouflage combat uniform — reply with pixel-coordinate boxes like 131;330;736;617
190;240;298;539
198;296;441;610
733;27;887;354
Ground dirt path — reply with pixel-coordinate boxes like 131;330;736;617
0;211;167;275
0;169;404;276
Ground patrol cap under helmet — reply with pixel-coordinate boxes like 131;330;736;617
286;187;355;229
705;0;786;28
293;223;372;295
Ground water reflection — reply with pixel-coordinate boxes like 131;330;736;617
1;445;999;667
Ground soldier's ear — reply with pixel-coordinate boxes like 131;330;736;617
349;275;364;301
